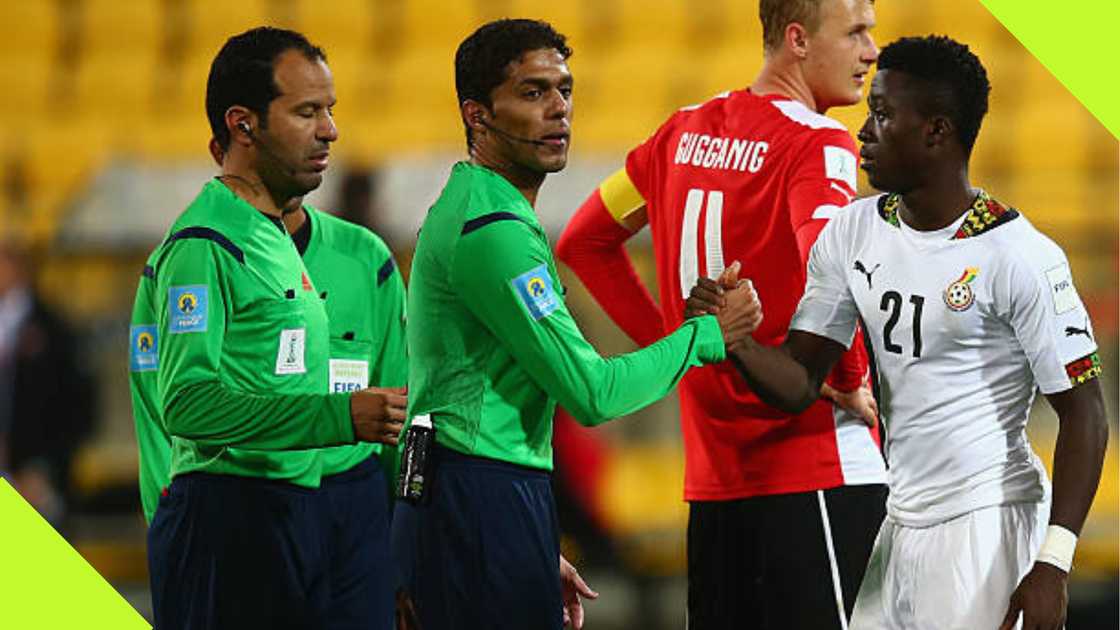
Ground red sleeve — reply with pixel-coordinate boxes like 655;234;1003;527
624;128;659;201
555;189;665;347
787;129;866;391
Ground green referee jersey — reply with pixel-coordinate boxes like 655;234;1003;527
130;189;408;522
300;207;408;478
128;180;356;521
407;162;726;471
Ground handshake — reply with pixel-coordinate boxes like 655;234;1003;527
685;261;764;351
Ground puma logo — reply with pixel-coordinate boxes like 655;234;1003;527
854;260;881;290
1065;322;1092;341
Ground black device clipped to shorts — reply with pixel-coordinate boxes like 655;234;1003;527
396;414;435;504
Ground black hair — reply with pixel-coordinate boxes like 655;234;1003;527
206;27;327;151
877;35;990;154
454;19;572;148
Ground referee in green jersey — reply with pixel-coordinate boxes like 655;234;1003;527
129;28;406;630
395;20;759;630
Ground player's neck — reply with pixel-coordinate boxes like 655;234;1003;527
899;171;976;232
469;147;545;208
751;60;822;114
218;155;289;218
281;204;307;235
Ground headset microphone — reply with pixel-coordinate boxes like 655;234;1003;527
478;118;550;146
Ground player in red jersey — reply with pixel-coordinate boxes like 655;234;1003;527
557;1;886;628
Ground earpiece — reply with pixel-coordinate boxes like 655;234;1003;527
238;121;252;136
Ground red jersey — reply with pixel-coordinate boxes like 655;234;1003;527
559;90;886;500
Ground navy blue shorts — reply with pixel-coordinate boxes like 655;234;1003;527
392;445;562;630
148;472;330;630
149;458;393;630
319;456;393;630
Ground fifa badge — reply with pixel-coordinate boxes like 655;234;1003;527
944;267;979;311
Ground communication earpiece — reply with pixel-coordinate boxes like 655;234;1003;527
238;121;253;136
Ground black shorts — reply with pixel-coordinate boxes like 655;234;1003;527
392;445;562;630
687;484;887;630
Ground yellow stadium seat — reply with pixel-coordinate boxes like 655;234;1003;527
133;115;213;161
0;2;60;56
21;120;112;242
80;0;163;57
0;55;55;120
292;0;375;54
72;51;160;123
184;0;273;60
399;0;481;56
1002;171;1115;242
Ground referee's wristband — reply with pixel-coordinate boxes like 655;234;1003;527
1036;525;1078;573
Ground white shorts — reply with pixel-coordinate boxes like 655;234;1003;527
849;501;1049;630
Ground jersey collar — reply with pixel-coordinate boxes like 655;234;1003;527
877;190;1020;239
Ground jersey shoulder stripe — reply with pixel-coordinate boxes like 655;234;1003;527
770;100;848;131
377;258;397;287
461;211;525;235
164;226;245;262
151;226;245;276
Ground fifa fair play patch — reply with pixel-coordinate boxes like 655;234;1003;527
168;285;208;334
512;264;559;320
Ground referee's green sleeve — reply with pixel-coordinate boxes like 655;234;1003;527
156;239;355;450
453;218;724;427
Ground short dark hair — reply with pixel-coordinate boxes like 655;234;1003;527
877;35;990;154
206;27;327;151
454;19;572;147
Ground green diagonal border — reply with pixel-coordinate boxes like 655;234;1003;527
981;0;1120;140
0;479;150;628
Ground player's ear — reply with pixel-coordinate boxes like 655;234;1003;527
461;100;488;135
786;22;811;59
927;115;954;149
225;106;257;147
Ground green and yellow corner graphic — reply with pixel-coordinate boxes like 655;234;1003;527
981;0;1120;140
0;479;149;628
0;2;1115;628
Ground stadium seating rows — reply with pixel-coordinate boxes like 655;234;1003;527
0;0;1114;251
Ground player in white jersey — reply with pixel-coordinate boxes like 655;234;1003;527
685;36;1108;630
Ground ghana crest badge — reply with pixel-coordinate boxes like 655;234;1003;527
944;267;979;311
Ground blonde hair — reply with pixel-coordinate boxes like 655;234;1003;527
759;0;873;51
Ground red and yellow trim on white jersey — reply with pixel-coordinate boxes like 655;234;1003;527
1066;352;1103;387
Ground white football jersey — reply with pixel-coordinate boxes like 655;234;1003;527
792;191;1100;527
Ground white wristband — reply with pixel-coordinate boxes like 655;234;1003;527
1036;525;1077;573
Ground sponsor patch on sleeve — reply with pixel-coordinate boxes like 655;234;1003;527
1045;263;1078;315
168;285;208;334
129;325;159;372
275;328;307;375
1065;352;1103;386
823;145;858;191
511;264;559;321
